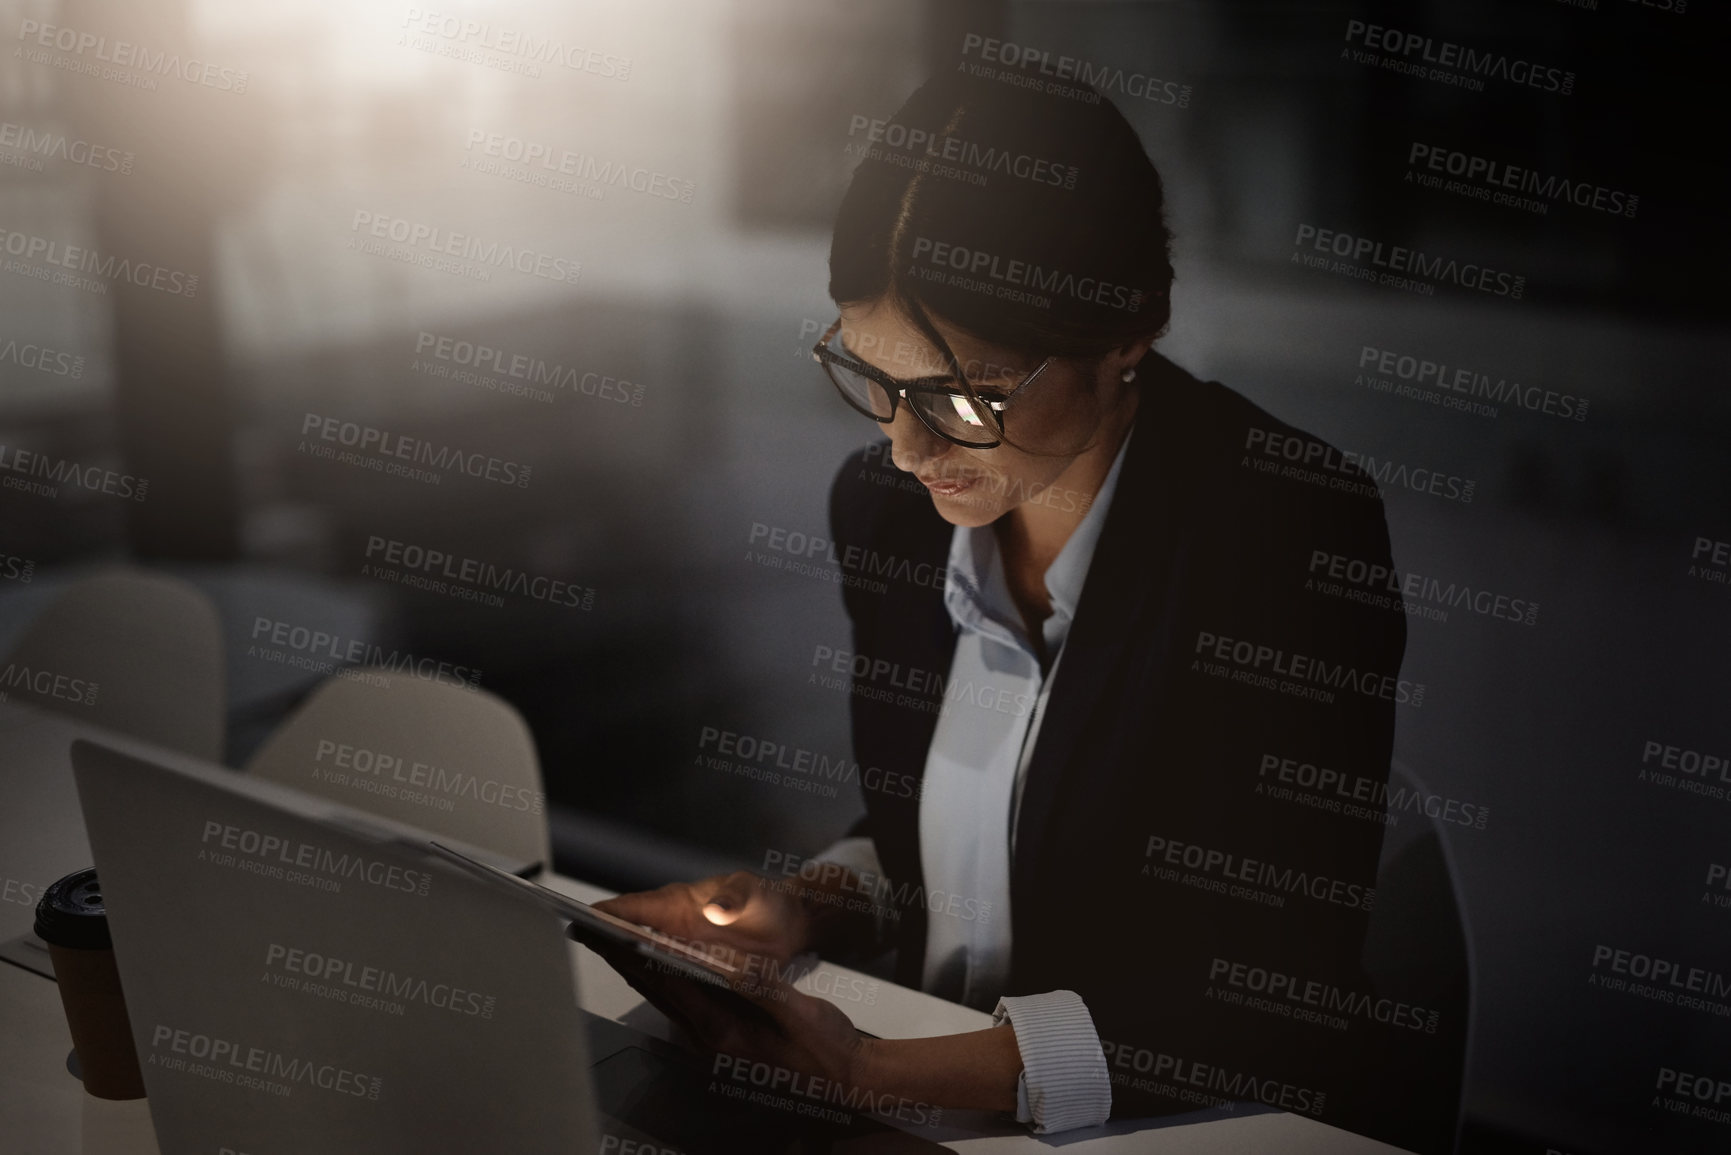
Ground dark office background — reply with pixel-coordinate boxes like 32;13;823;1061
0;1;1724;1152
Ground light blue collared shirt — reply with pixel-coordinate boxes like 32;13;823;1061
917;425;1133;1008
924;426;1131;1132
818;424;1133;1133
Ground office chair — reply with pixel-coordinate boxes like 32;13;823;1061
1355;757;1474;1155
0;567;225;760
243;670;551;867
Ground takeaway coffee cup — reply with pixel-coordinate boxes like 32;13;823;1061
34;869;146;1099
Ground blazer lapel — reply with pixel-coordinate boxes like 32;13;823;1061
1009;355;1198;906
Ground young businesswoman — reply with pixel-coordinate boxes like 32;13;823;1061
596;61;1457;1149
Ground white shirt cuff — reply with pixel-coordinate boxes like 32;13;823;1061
991;990;1112;1134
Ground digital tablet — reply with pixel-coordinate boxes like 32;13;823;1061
425;841;741;987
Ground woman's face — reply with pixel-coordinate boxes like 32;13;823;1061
836;299;1144;527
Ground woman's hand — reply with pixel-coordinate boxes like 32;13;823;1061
586;931;874;1092
589;933;1022;1121
592;870;817;973
586;868;1028;1121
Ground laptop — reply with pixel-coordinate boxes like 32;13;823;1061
69;737;949;1154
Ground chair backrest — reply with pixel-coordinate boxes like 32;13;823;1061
1363;758;1473;998
243;671;550;866
1;567;224;760
1358;757;1472;1155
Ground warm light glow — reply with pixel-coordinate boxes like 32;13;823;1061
702;902;740;926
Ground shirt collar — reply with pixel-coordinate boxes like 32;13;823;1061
942;423;1136;658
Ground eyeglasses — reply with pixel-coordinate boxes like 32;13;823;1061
812;318;1053;450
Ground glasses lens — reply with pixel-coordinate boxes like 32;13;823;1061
821;332;895;420
826;360;895;419
910;389;998;446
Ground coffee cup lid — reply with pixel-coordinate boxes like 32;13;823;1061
34;868;112;950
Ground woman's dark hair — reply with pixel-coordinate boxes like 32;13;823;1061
829;60;1176;376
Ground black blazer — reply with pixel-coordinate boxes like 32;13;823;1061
829;352;1456;1147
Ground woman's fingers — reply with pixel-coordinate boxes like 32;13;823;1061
592;930;786;1032
595;875;759;937
592;876;805;970
593;882;694;928
592;937;866;1094
698;871;761;926
607;945;783;1050
589;940;703;1026
723;969;843;1044
695;871;788;926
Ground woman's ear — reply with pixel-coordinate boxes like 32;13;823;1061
1119;335;1156;363
1105;336;1156;382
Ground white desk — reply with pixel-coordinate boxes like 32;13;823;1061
537;873;1415;1155
1;870;1410;1155
0;696;1410;1153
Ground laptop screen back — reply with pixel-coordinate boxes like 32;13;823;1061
69;737;596;1155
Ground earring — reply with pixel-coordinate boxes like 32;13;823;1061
1120;368;1137;383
